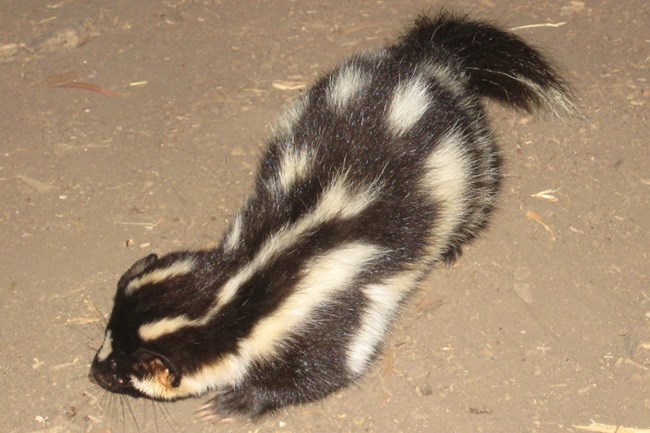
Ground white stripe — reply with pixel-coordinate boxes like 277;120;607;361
214;174;380;311
135;242;383;399
139;315;194;341
97;330;113;361
137;174;382;341
223;212;243;252
125;258;196;295
327;65;369;112
387;75;430;135
346;269;423;375
421;130;470;259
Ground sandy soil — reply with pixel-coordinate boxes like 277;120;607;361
1;1;648;432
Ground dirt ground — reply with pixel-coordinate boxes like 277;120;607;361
1;0;648;432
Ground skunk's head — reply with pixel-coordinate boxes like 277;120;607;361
89;252;229;400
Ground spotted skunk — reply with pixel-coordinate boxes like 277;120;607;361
89;12;574;420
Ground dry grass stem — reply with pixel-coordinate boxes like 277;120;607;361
510;22;567;31
272;80;307;90
573;421;650;433
531;188;560;202
526;210;557;240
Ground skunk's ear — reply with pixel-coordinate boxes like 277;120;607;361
133;349;181;388
117;254;159;290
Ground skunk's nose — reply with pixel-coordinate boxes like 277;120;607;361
89;357;130;393
89;362;113;390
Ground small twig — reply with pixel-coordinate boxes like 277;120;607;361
54;81;126;97
531;188;561;202
573;420;650;433
65;316;102;324
272;80;307;90
510;22;567;31
114;221;157;226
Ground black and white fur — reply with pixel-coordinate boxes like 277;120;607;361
90;12;574;419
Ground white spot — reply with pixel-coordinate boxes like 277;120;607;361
317;174;381;220
139;315;194;341
125;258;196;295
277;147;313;191
223;212;243;252
422;62;466;97
97;330;113;361
421;130;470;259
327;66;369;112
346;269;423;375
154;242;383;398
387;75;431;135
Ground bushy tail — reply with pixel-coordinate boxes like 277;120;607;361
398;12;576;117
